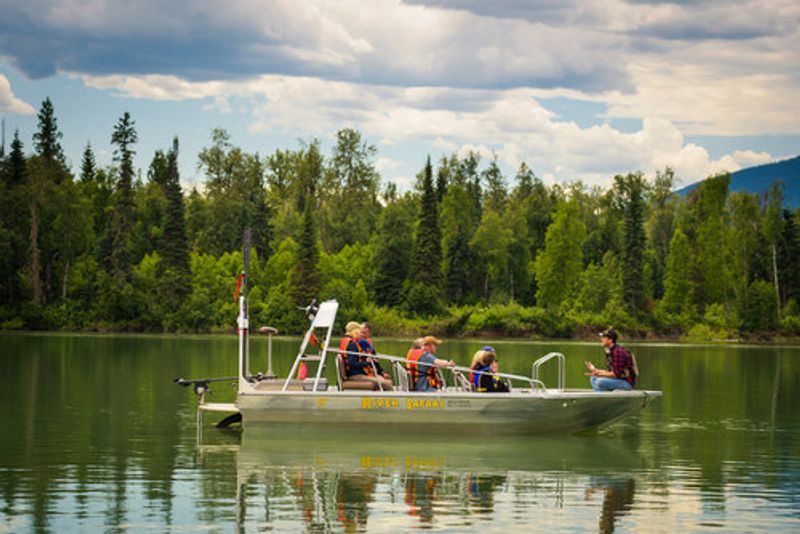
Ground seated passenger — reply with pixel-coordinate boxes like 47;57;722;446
469;345;495;386
472;352;509;393
357;322;390;380
407;336;455;392
339;321;393;390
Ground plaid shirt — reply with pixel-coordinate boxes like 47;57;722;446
606;344;637;386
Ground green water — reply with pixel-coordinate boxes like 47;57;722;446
1;333;798;533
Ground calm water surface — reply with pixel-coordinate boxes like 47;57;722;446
1;333;798;533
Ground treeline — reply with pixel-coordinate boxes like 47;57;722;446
1;99;799;339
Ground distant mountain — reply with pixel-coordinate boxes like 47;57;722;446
677;155;800;208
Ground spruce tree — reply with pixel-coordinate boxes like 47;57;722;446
80;143;96;182
410;156;442;287
405;156;443;315
615;172;647;311
661;229;694;316
778;209;800;307
32;97;65;166
4;130;26;186
158;137;191;303
289;145;322;305
0;131;27;304
109;112;138;278
374;200;413;307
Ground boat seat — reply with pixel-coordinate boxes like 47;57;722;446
337;356;379;391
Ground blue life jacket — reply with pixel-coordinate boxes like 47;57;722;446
471;365;490;388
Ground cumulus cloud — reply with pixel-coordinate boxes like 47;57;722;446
76;71;776;186
0;74;34;114
0;0;632;91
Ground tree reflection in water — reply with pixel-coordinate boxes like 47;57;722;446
585;477;636;533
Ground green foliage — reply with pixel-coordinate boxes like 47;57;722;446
373;197;413;308
661;229;694;316
406;157;442;315
2;104;797;340
33;97;66;166
534;200;585;309
615;172;648;311
742;279;779;332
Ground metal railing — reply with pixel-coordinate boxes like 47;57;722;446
532;352;565;393
331;348;549;394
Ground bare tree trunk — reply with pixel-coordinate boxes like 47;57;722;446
29;201;41;305
772;243;781;318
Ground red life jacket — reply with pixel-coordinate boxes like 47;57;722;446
406;348;440;389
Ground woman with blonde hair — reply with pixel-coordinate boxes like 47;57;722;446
338;321;393;390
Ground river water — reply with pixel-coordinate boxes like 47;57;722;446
0;333;798;532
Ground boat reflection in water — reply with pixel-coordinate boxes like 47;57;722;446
211;423;643;532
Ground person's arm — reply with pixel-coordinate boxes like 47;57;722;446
584;360;615;378
433;357;456;368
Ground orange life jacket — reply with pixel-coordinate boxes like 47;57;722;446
406;348;440;389
339;336;373;376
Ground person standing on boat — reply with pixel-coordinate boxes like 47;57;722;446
409;336;455;392
340;321;393;390
358;322;391;383
584;330;637;391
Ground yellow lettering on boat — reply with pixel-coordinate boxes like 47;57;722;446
316;398;328;408
406;398;444;410
362;397;400;410
360;456;398;468
405;456;443;469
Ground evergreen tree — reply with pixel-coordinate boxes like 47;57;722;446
80;143;96;182
661;229;694;316
410;156;442;288
0;131;27;304
4;130;26;186
482;157;507;214
158;138;191;305
778;209;800;307
444;230;471;305
534;200;585;309
405;156;443;314
615;172;647;311
646;168;675;299
32;97;66;166
289;145;322;305
373;199;413;307
109;112;138;278
435;159;449;203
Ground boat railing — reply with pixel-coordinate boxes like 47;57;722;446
531;352;565;393
329;348;550;394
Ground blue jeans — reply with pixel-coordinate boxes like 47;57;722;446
590;376;632;391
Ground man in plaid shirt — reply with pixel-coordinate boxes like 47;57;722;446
584;329;637;391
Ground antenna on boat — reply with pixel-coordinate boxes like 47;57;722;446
238;229;252;387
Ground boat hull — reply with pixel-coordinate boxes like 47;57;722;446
237;389;660;434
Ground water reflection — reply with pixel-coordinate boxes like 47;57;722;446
219;424;647;532
1;334;800;532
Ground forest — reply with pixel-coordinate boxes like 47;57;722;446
1;98;799;340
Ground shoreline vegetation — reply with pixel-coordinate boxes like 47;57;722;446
1;99;799;343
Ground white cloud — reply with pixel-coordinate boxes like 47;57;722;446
0;74;34;114
75;71;781;186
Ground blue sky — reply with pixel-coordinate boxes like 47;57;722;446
0;0;798;190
